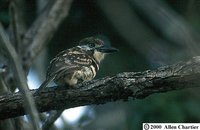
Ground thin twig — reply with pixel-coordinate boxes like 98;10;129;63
0;23;41;130
22;0;73;68
9;2;21;53
42;110;63;130
0;56;200;120
0;75;9;94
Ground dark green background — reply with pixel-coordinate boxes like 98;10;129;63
1;0;200;130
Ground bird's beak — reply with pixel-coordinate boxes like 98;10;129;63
96;46;118;53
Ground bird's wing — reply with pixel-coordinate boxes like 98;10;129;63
36;49;97;94
46;48;94;79
46;56;79;79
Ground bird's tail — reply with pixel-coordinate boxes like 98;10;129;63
34;75;55;95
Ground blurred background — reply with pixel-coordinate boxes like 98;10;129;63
1;0;200;130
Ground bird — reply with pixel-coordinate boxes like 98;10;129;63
36;37;118;93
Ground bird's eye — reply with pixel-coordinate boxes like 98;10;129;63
88;43;95;48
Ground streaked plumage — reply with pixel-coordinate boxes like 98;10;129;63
36;37;118;93
47;47;99;86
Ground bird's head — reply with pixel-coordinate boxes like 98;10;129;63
78;37;118;63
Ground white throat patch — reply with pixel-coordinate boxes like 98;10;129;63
93;50;105;63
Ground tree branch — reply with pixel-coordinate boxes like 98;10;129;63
42;110;63;130
9;1;26;54
0;23;41;130
22;0;73;68
0;56;200;120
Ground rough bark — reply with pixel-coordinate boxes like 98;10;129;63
0;56;200;120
